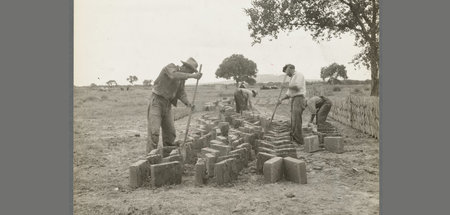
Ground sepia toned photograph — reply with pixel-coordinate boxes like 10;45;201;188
74;0;379;214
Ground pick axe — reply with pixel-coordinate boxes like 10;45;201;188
180;64;202;161
269;74;288;127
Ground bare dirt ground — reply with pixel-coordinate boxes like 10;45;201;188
74;85;379;215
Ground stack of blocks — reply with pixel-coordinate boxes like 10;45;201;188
129;147;183;188
194;110;264;186
260;154;308;184
129;97;343;188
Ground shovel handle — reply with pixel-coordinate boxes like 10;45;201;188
183;64;202;145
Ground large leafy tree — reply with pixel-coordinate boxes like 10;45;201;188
216;54;258;86
245;0;379;96
320;63;348;84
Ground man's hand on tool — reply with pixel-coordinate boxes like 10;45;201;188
190;72;203;80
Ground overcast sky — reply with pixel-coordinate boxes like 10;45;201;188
74;0;370;86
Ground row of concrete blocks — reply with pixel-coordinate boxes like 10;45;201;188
193;112;268;185
257;152;307;184
304;135;345;154
128;114;228;188
129;147;184;188
194;128;261;185
129;110;264;188
195;142;251;185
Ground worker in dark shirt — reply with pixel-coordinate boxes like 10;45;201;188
147;57;202;153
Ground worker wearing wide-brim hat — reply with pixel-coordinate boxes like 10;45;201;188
306;96;333;126
147;57;202;153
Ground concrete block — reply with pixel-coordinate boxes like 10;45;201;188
283;157;307;184
146;154;162;165
243;133;258;147
201;147;220;157
228;134;239;143
150;161;182;187
304;135;320;153
210;139;224;146
231;140;241;148
263;157;284;183
275;148;297;158
324;136;344;153
129;160;148;188
215;128;222;136
259;141;274;149
170;149;180;156
274;144;296;150
205;153;217;178
162;154;183;164
204;133;213;147
230;148;249;168
217;154;240;162
210;144;232;156
258;147;276;155
271;139;291;146
198;128;208;136
195;159;206;186
197;136;207;148
217;154;241;172
214;160;227;185
237;142;252;160
210;128;216;140
149;149;159;155
256;152;277;174
228;158;239;180
215;158;238;183
216;136;228;144
218;122;230;137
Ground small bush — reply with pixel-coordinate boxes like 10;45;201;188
101;95;108;100
353;88;361;93
332;86;341;92
364;87;370;91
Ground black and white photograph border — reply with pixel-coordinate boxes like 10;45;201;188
74;0;379;214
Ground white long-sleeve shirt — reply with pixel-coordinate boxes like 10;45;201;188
286;71;306;97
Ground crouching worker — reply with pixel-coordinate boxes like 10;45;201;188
147;57;202;153
306;96;333;126
233;88;258;114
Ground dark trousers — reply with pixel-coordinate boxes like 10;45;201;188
147;93;176;153
234;90;248;114
316;98;332;125
291;95;306;144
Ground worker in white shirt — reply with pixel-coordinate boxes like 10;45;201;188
276;64;307;145
306;96;333;126
234;87;258;114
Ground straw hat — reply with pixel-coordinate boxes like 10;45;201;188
181;57;199;72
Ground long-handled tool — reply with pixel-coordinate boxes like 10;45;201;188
180;64;202;161
269;74;288;126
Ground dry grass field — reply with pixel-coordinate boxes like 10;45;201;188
73;83;378;215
